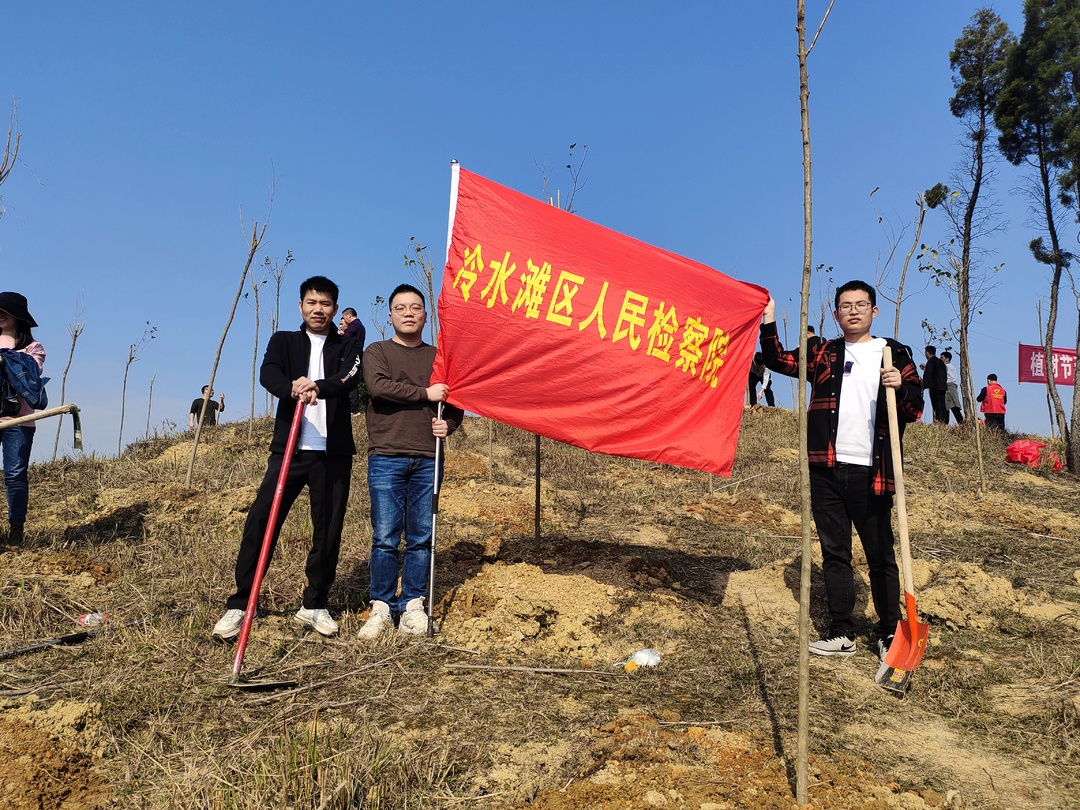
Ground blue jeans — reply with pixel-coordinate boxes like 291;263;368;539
0;425;34;526
367;454;438;617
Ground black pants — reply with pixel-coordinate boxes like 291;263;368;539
748;375;762;405
810;464;901;638
929;389;948;423
227;451;352;611
984;413;1005;430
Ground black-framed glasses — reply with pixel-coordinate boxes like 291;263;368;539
837;301;872;314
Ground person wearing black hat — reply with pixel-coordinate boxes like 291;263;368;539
0;292;46;547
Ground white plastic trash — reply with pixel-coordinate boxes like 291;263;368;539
614;648;661;670
630;648;661;667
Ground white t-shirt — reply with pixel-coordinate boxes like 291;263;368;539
835;338;885;466
945;361;957;386
298;332;328;451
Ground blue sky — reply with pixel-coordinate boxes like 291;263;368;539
2;2;1073;461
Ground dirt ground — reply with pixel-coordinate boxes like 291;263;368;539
0;699;112;810
1;423;1078;809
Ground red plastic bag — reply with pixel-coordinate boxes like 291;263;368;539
1006;440;1045;468
1005;440;1062;471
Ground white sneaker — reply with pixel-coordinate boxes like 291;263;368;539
357;601;393;640
398;597;434;636
294;607;339;637
212;609;245;641
808;632;856;657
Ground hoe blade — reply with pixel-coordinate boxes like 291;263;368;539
225;675;298;692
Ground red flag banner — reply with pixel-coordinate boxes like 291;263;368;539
1017;343;1077;385
431;165;768;476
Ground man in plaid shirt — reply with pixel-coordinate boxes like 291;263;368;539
760;280;923;663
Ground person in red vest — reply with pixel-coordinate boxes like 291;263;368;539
977;373;1007;430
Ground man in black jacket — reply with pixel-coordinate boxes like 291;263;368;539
213;276;363;640
921;346;948;424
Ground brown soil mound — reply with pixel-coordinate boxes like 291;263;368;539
442;562;686;665
0;699;112;809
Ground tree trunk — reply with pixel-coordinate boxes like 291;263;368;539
1071;317;1080;471
1035;144;1071;449
145;375;155;439
250;279;260;441
893;198;926;340
957;104;990;490
118;349;133;456
796;1;814;801
51;323;83;461
186;220;268;485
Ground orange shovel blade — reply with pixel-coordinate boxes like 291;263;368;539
878;612;930;696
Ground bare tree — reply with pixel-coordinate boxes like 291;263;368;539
404;237;438;343
934;10;1014;426
1035;301;1059;437
52;297;86;461
871;186;944;339
370;295;389;340
795;1;835;803
813;264;834;335
186;197;272;486
145;374;156;439
247;260;267;439
536;143;589;214
0;97;19;208
118;322;157;455
263;249;292;415
995;0;1080;466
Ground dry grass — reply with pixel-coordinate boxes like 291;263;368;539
1;408;1077;808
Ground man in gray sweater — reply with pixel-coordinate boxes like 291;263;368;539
357;284;463;639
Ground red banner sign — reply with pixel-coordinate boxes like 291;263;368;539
431;165;768;476
1017;343;1076;385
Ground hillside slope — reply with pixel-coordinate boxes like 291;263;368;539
1;409;1077;809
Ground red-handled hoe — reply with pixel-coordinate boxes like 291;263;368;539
877;347;930;696
226;399;304;691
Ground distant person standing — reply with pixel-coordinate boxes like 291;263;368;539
340;309;367;415
977;373;1007;431
189;385;225;430
748;353;775;406
747;353;766;406
0;292;47;547
806;325;825;360
340;308;367;347
941;351;964;424
921;346;948;424
760;364;775;406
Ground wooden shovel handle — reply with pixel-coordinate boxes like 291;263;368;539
882;347;919;629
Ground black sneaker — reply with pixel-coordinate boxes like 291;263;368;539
808;632;856;657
